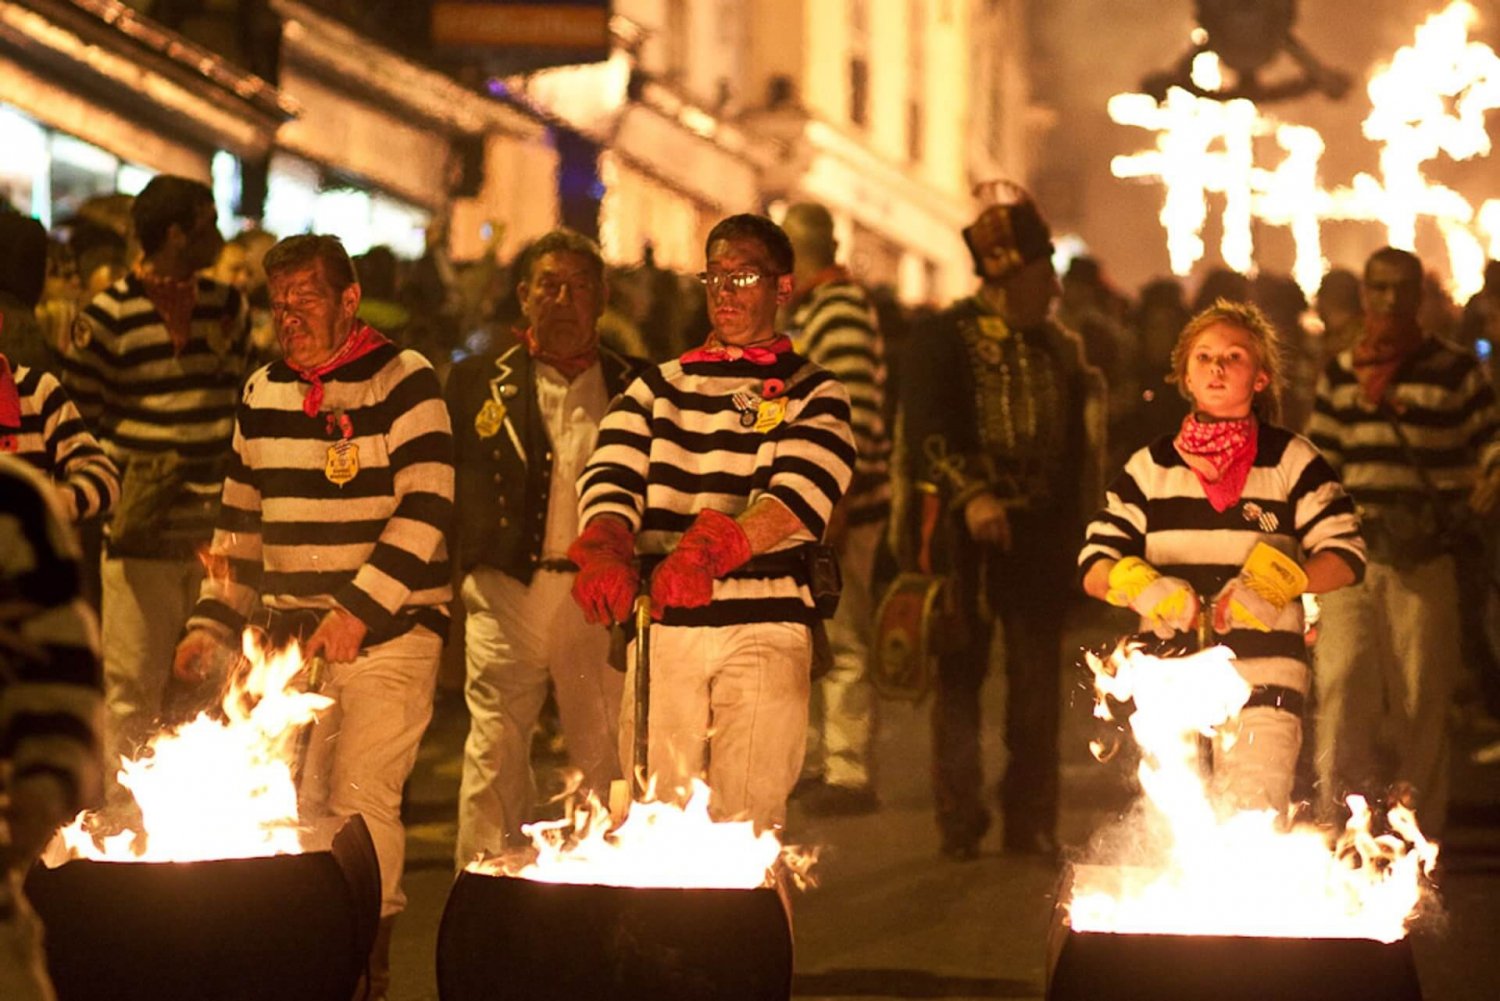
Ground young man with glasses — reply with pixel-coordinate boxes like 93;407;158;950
569;214;855;832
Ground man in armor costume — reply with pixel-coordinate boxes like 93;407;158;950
899;183;1105;860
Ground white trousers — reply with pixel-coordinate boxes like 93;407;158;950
298;627;440;917
1315;557;1460;835
100;554;204;761
622;621;811;831
806;521;881;789
1211;706;1302;815
455;567;621;866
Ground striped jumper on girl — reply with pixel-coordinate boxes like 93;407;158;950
1079;299;1366;816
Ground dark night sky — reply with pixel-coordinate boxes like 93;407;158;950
1030;0;1500;297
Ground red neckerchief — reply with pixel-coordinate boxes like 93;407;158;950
133;263;198;355
1352;316;1424;407
681;334;793;366
0;350;19;430
1175;413;1258;513
518;325;598;381
287;323;390;418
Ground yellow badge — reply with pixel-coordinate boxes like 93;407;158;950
475;398;506;438
754;398;788;433
325;440;359;485
976;316;1012;342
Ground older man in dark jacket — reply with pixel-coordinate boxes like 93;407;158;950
446;230;643;865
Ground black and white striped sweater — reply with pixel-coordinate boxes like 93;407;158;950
1306;337;1500;509
61;274;249;553
1079;425;1365;689
2;363;119;520
788;277;892;526
0;455;104;823
578;351;855;627
189;342;454;643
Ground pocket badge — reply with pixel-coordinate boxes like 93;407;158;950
326;440;359;485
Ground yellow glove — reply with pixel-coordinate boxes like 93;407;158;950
1106;556;1199;639
1213;542;1309;633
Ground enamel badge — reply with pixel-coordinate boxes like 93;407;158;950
754;398;788;433
475;398;506;438
326;440;359;485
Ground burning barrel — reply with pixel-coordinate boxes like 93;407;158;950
437;872;793;1001
1047;863;1424;1001
25;814;380;1001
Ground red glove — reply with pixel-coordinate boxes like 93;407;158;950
650;509;752;615
568;517;639;625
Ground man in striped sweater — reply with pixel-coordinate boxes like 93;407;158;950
782;202;890;815
1;454;104;1001
59;176;248;760
1307;247;1500;836
173;235;453;997
571;214;855;831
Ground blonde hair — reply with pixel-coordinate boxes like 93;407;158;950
1166;298;1284;423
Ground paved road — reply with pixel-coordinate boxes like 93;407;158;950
387;607;1500;1001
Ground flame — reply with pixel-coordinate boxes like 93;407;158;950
467;779;817;891
52;631;332;863
1112;1;1500;300
1070;644;1437;943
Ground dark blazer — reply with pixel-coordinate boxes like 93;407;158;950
446;335;643;584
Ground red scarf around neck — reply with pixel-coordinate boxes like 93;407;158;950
518;326;598;381
287;323;389;417
1351;316;1424;407
133;264;198;355
1175;413;1258;513
0;351;20;430
681;334;792;366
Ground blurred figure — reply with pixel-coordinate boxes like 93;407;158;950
1315;268;1364;363
782;201;890;815
447;229;640;862
1308;246;1500;837
1193;268;1251;314
59;175;249;764
211;229;278;365
36;240;83;358
0;213;52;372
0;455;105;1001
1251;272;1315;431
900;183;1105;860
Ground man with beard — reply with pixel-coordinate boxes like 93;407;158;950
900;182;1105;860
173;234;453;1000
447;230;642;864
1308;246;1500;837
570;214;854;832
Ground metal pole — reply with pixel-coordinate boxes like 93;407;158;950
632;594;652;800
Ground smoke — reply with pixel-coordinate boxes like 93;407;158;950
1030;0;1500;296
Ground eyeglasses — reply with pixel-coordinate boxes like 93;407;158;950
694;269;778;291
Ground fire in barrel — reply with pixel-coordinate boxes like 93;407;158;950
26;633;380;1001
440;780;813;1001
1049;644;1438;1001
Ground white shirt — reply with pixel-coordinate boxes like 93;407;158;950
536;360;609;561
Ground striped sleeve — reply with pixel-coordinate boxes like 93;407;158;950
794;284;892;519
336;364;454;627
1285;435;1366;581
764;368;856;539
32;368;121;520
1078;445;1152;578
0;455;104;817
577;374;654;532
